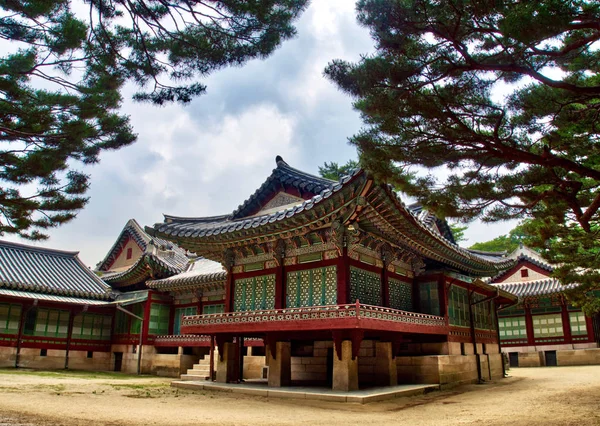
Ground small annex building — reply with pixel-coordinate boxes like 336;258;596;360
0;240;115;370
490;245;600;367
147;156;518;390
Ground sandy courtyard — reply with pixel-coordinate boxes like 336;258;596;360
1;366;599;426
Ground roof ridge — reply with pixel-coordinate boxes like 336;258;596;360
0;239;79;257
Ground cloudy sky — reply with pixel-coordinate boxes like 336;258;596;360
5;1;516;267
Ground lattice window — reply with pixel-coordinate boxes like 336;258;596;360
448;285;469;327
0;303;21;335
569;312;588;336
72;313;112;340
498;316;527;340
420;281;440;316
349;266;381;306
533;314;563;338
473;294;495;330
149;303;171;335
389;278;413;311
173;306;197;334
25;308;70;338
287;266;337;308
234;274;276;311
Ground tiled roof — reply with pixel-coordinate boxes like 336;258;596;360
0;288;111;305
0;240;112;300
147;258;226;291
149;157;515;276
153;163;360;240
493;278;577;298
508;244;554;272
231;155;336;219
96;219;190;286
407;204;456;244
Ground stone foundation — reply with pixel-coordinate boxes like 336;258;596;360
0;346;111;371
396;353;503;387
504;346;600;367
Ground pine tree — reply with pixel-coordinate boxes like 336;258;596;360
325;0;600;313
0;0;308;239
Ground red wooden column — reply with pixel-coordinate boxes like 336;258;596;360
381;265;389;307
525;306;535;346
142;292;152;345
274;240;286;309
337;245;349;304
561;301;573;345
438;276;447;317
586;315;596;343
223;249;235;313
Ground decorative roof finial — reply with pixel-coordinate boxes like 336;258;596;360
275;155;286;165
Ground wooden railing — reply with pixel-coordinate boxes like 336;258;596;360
181;302;446;328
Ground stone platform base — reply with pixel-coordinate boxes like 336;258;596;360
171;380;439;403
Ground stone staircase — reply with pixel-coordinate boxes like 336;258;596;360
180;351;216;381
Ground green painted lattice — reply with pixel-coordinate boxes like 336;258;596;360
173;306;197;334
0;303;21;335
533;313;563;338
149;303;170;335
234;274;276;311
389;278;413;311
349;266;381;306
287;266;337;308
570;312;588;336
72;313;112;340
419;281;440;316
498;316;527;340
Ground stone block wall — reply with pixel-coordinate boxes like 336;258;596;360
1;347;111;371
397;353;504;387
556;348;600;366
243;355;266;379
0;346;15;367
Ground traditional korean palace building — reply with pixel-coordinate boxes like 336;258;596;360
145;156;519;390
4;158;597;390
491;245;600;368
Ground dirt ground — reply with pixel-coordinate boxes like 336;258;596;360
0;366;599;426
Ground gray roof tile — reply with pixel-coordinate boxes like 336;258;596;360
0;240;112;300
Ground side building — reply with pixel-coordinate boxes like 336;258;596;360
94;218;228;376
149;156;518;390
491;245;600;367
0;241;115;370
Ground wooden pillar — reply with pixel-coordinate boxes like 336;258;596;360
337;245;349;304
64;308;76;370
332;340;359;391
209;335;215;381
267;341;291;387
275;263;285;309
275;240;286;309
142;295;152;345
381;265;389;308
224;272;233;312
561;302;573;345
525;306;535;346
438;277;447;317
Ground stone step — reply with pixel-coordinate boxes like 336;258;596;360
179;373;210;381
189;367;210;374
